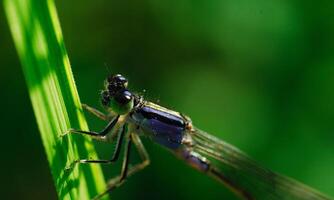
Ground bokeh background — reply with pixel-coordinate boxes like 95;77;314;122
1;0;334;199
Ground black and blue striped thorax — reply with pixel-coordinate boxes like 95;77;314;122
129;100;187;149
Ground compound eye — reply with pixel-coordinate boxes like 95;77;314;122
107;74;128;88
107;74;129;96
109;89;134;115
115;89;132;105
108;83;123;96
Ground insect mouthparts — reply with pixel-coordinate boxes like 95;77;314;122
101;90;111;106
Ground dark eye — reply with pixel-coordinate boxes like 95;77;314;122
107;74;128;95
109;89;134;114
107;74;128;87
108;83;123;96
115;89;132;105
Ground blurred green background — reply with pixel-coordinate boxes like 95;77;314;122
1;0;334;199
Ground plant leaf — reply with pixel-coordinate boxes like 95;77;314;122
4;0;107;199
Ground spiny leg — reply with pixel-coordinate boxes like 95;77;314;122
66;115;120;141
75;124;127;165
129;133;150;171
82;104;111;121
93;133;150;200
92;133;133;200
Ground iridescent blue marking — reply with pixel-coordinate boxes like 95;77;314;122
130;103;185;149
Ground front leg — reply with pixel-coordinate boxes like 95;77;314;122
66;115;120;142
93;133;150;200
70;124;127;168
82;104;111;121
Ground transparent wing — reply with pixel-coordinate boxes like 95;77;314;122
190;128;332;200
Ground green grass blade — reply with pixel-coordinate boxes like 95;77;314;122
4;0;107;199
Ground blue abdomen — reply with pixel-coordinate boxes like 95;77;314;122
130;103;186;149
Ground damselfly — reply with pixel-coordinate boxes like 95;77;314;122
66;74;332;200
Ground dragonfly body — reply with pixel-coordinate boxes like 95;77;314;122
128;99;254;198
129;100;211;172
68;74;332;200
129;101;187;149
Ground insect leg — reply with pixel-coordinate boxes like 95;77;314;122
82;104;110;121
128;133;150;173
93;133;150;200
74;124;127;165
92;132;133;200
65;115;120;141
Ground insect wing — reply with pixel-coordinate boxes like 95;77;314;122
191;128;332;200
